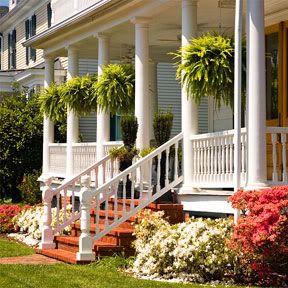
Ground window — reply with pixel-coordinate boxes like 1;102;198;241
8;29;16;69
47;3;52;28
25;14;36;65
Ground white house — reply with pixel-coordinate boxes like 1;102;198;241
2;0;288;262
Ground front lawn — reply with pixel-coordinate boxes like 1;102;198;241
0;257;251;288
0;238;34;258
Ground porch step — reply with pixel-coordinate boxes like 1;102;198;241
36;249;79;264
36;201;184;264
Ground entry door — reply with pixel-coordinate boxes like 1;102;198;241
266;24;283;180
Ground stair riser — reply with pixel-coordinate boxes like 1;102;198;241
57;242;79;253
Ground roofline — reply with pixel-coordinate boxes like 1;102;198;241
23;0;123;48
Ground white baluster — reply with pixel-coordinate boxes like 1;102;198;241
63;188;67;223
131;171;135;210
95;193;100;234
174;142;179;180
76;175;95;261
281;133;287;182
139;166;143;200
225;136;229;181
105;189;109;227
221;137;225;182
229;136;233;174
156;154;161;193
203;139;207;182
148;159;153;199
207;139;211;176
271;133;278;182
39;177;55;249
165;148;169;187
122;177;126;213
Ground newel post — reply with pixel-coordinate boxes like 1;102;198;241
76;175;95;261
39;177;55;249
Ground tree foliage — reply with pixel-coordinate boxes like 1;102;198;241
175;33;246;109
96;64;135;115
0;93;42;201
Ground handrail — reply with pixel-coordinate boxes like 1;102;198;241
76;132;184;260
52;153;111;197
94;132;183;193
190;128;247;140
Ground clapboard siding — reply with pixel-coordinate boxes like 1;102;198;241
78;59;98;141
1;2;50;70
79;112;97;142
157;63;208;137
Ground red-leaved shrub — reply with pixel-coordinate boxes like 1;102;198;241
228;187;288;286
0;204;23;233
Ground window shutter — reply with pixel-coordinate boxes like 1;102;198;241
8;33;11;69
47;3;52;28
31;14;36;36
25;20;30;65
12;29;16;69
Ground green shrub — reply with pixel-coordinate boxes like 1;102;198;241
133;211;236;283
18;170;42;205
0;93;42;201
121;116;138;148
153;110;173;146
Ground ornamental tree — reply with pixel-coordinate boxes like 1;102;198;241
0;93;42;201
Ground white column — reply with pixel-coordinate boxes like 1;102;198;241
42;56;55;177
180;0;198;193
149;60;158;140
246;0;267;189
66;46;79;177
97;34;110;161
132;17;150;151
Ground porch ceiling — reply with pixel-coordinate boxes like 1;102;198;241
25;0;288;62
46;0;235;62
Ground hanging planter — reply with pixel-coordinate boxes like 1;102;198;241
95;64;135;115
38;82;66;122
175;33;246;109
59;74;97;116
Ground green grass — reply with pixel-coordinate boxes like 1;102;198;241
0;240;252;288
0;257;252;288
0;238;34;258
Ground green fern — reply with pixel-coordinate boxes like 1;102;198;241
59;74;97;116
174;33;245;109
38;82;66;122
96;64;135;115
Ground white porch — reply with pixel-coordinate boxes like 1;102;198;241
24;0;288;215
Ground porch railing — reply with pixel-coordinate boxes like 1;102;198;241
267;127;288;185
190;128;247;188
48;141;122;178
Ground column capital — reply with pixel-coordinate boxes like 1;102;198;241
65;45;79;53
94;32;110;40
131;16;151;27
182;0;198;7
42;53;54;61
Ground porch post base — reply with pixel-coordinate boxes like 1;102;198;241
39;242;56;250
244;182;269;191
178;185;199;195
76;252;95;261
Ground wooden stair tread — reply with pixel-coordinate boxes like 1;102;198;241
91;209;138;222
72;223;134;235
55;236;127;248
36;248;80;264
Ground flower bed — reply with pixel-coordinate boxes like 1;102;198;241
0;204;28;233
132;210;235;283
12;205;72;240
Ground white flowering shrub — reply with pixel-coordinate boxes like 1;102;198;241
133;210;236;283
12;205;72;240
